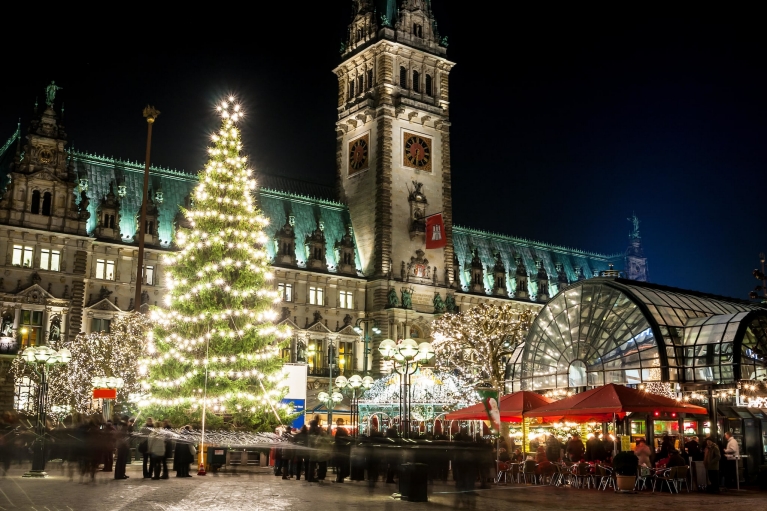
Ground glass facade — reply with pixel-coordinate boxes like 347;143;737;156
517;278;767;390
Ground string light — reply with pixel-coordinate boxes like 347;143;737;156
140;97;292;429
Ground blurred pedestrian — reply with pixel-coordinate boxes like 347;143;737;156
566;433;585;462
704;437;720;494
334;418;350;483
174;426;195;478
140;417;154;478
148;431;166;480
101;420;116;472
114;416;130;479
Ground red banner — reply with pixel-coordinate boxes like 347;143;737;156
425;213;446;249
93;388;117;399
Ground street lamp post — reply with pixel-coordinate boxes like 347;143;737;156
91;375;125;421
335;374;374;437
353;319;381;375
19;345;71;478
317;390;343;431
378;338;434;438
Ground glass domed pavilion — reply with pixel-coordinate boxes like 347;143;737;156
509;277;767;392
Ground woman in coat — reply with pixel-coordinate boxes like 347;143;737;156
173;440;195;477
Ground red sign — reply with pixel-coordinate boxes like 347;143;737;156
425;213;447;249
93;388;117;399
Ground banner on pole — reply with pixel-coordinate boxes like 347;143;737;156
477;387;501;434
93;388;116;399
425;213;447;249
281;364;308;429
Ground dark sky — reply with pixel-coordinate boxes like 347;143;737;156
0;4;764;300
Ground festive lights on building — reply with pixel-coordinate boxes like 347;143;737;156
140;97;292;430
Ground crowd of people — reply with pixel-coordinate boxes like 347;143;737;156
0;411;196;482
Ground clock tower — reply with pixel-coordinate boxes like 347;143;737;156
334;0;455;290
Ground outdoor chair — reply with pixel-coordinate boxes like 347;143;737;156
522;459;538;484
572;462;593;489
672;465;690;492
509;463;521;483
548;463;565;486
496;461;512;484
596;464;614;491
651;467;677;494
538;461;556;485
635;465;651;491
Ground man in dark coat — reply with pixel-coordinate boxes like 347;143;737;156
585;432;608;462
333;419;351;482
566;434;585;462
113;416;131;479
545;434;561;462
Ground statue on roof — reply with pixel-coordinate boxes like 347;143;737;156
45;81;62;107
627;212;641;240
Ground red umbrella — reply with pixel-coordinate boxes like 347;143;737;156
523;383;708;422
445;391;553;422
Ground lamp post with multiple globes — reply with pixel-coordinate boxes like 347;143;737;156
19;345;71;478
377;338;434;438
335;374;374;437
317;390;343;430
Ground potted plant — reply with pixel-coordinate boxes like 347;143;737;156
612;450;639;491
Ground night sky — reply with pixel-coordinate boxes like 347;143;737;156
0;5;764;300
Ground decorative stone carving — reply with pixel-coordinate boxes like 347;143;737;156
400;287;413;309
451;252;461;290
468;248;485;294
491;252;507;297
445;294;457;313
136;192;161;245
536;260;550;303
408;181;427;240
387;288;399;308
274;215;297;266
514;256;529;300
433;292;445;313
95;182;122;240
404;249;432;285
555;262;569;294
334;225;357;275
305;220;328;271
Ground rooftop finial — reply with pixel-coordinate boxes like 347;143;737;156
45;81;62;107
627;212;641;240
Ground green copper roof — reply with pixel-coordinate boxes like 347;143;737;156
453;225;622;299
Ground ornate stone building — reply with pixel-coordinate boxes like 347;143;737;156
0;1;647;408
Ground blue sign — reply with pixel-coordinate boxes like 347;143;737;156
282;398;305;429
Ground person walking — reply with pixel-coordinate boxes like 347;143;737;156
704;437;721;494
723;432;739;488
140;418;155;478
634;438;652;468
113;416;130;479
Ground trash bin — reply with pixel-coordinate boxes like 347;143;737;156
399;462;428;502
207;447;228;472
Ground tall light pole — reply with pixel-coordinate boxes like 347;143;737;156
134;106;159;312
91;376;124;421
19;346;71;478
353;318;381;375
378;339;434;438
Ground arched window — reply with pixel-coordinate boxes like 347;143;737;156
41;192;52;216
146;221;154;235
367;69;374;89
425;74;433;96
400;66;408;88
30;190;40;214
413;23;423;38
357;75;363;94
413;71;420;93
349;80;355;99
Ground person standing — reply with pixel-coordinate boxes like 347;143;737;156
140;418;155;478
585;432;607;462
101;421;116;472
148;431;167;480
334;419;350;483
723;432;740;488
634;438;652;468
566;433;585;462
113;416;130;479
704;437;721;494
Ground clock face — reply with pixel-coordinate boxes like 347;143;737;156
403;132;432;171
348;134;369;175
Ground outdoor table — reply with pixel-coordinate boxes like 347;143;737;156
733;455;749;491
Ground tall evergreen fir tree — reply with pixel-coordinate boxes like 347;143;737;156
140;98;291;430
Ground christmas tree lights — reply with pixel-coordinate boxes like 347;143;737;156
140;97;292;430
431;303;534;390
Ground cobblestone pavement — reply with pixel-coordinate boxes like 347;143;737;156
0;463;764;511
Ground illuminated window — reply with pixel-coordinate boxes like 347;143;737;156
91;318;111;333
143;265;155;286
19;310;43;348
39;249;60;271
338;342;353;375
278;283;293;302
339;291;354;309
12;245;34;267
96;259;116;280
309;286;324;305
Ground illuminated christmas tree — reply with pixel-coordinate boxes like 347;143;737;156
140;98;291;430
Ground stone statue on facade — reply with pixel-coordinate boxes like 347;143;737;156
627;212;641;239
387;287;399;308
45;81;62;107
445;294;457;313
49;315;61;343
433;293;446;313
401;287;413;309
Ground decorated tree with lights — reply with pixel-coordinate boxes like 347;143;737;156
140;98;291;431
11;312;150;419
431;303;534;390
